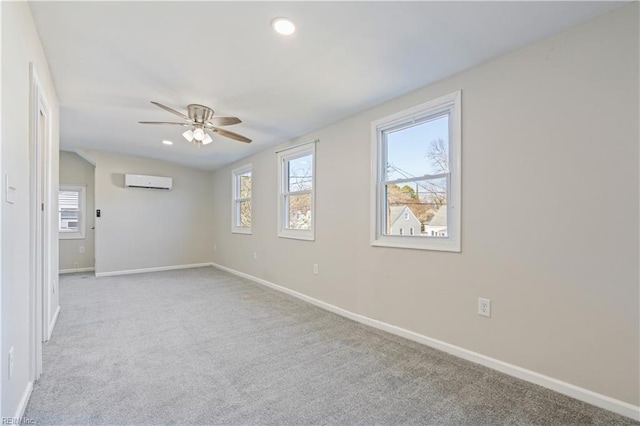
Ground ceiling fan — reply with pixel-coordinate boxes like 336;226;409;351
139;102;251;146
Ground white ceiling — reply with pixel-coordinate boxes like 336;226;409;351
29;1;624;170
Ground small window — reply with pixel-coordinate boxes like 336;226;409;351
59;185;86;240
232;164;252;234
371;91;461;252
277;142;316;240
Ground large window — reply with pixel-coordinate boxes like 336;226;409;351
59;185;86;240
232;164;252;234
277;142;316;240
371;91;461;252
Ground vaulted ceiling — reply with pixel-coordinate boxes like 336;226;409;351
29;1;625;170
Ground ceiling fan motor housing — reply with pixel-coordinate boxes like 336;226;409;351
188;104;214;124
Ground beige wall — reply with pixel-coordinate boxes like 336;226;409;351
82;150;215;275
1;1;60;417
211;5;639;406
59;151;95;271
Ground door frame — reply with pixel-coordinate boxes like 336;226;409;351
29;63;53;382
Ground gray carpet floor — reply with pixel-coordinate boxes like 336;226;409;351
26;267;637;425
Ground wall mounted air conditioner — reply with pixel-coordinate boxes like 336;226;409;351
124;174;172;190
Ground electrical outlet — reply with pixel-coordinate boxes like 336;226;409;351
252;251;257;261
478;298;491;318
313;264;319;275
74;262;79;269
79;246;85;254
8;347;14;380
214;244;217;251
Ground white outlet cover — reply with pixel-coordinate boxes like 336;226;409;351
478;298;491;318
313;264;319;275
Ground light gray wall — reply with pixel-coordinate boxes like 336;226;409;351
82;150;215;275
1;1;60;417
59;151;95;271
211;5;639;406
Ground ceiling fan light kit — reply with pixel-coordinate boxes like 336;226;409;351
140;102;251;147
182;129;194;142
193;127;205;141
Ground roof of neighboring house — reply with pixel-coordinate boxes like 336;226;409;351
428;206;447;227
389;205;419;227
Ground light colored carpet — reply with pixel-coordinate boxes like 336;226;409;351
26;267;636;425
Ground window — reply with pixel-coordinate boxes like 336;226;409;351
277;142;316;240
232;164;252;234
371;91;461;252
59;185;86;239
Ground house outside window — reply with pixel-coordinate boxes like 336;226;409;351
277;142;316;240
232;164;252;234
371;91;461;252
59;185;86;239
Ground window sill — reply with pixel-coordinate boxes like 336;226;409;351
371;237;460;252
231;228;252;235
59;233;85;240
278;230;315;241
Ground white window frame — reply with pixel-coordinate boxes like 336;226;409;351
231;164;252;234
370;91;461;252
58;185;86;240
277;141;316;241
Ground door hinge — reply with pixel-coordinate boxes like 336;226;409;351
41;203;44;211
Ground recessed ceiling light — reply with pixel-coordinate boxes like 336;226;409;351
272;18;295;36
162;140;173;145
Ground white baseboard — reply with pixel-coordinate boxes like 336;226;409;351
95;262;213;277
48;305;61;340
14;381;33;421
211;262;640;421
59;267;95;274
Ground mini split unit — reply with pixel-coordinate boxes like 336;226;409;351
124;174;172;190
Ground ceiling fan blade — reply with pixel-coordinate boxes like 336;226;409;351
210;127;252;143
206;117;242;127
150;101;190;120
138;121;190;126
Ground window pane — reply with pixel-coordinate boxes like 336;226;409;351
239;172;251;198
384;178;447;237
386;114;449;180
285;194;311;230
238;200;251;227
59;211;79;231
59;190;79;208
288;154;313;192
